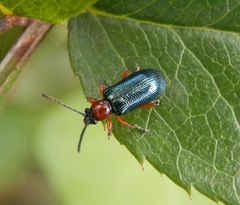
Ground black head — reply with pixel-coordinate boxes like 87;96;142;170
77;108;98;153
83;108;97;125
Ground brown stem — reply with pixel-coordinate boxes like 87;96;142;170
0;16;30;33
0;16;52;97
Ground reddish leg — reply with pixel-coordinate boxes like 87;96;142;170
121;68;132;79
115;116;148;133
87;97;97;105
141;100;160;109
98;83;108;97
107;118;113;136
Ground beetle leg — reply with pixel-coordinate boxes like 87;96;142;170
98;83;108;97
115;115;149;133
107;118;113;137
121;68;132;79
87;97;97;105
141;100;160;109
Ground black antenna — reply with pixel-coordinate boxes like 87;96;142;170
42;93;85;116
78;123;89;152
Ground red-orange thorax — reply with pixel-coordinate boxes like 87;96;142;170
90;99;112;121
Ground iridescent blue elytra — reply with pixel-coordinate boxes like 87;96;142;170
104;69;166;115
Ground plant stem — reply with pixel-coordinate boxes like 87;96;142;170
0;16;29;33
0;16;52;97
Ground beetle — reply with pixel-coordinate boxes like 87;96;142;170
42;68;166;152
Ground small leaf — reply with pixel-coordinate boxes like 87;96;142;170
0;0;98;22
68;11;240;205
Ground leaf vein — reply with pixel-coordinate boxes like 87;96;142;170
94;15;127;68
153;109;184;183
171;29;240;132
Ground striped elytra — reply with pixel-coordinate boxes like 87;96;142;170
104;69;166;115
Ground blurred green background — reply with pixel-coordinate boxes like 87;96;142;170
0;26;219;205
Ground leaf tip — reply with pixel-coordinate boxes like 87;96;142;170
188;188;192;200
140;162;145;171
187;184;193;199
138;154;146;171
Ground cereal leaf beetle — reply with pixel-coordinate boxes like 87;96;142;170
42;68;166;153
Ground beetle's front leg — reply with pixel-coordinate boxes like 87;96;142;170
115;115;149;133
87;97;97;105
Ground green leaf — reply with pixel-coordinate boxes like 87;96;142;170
93;0;240;32
0;0;98;22
68;10;240;205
